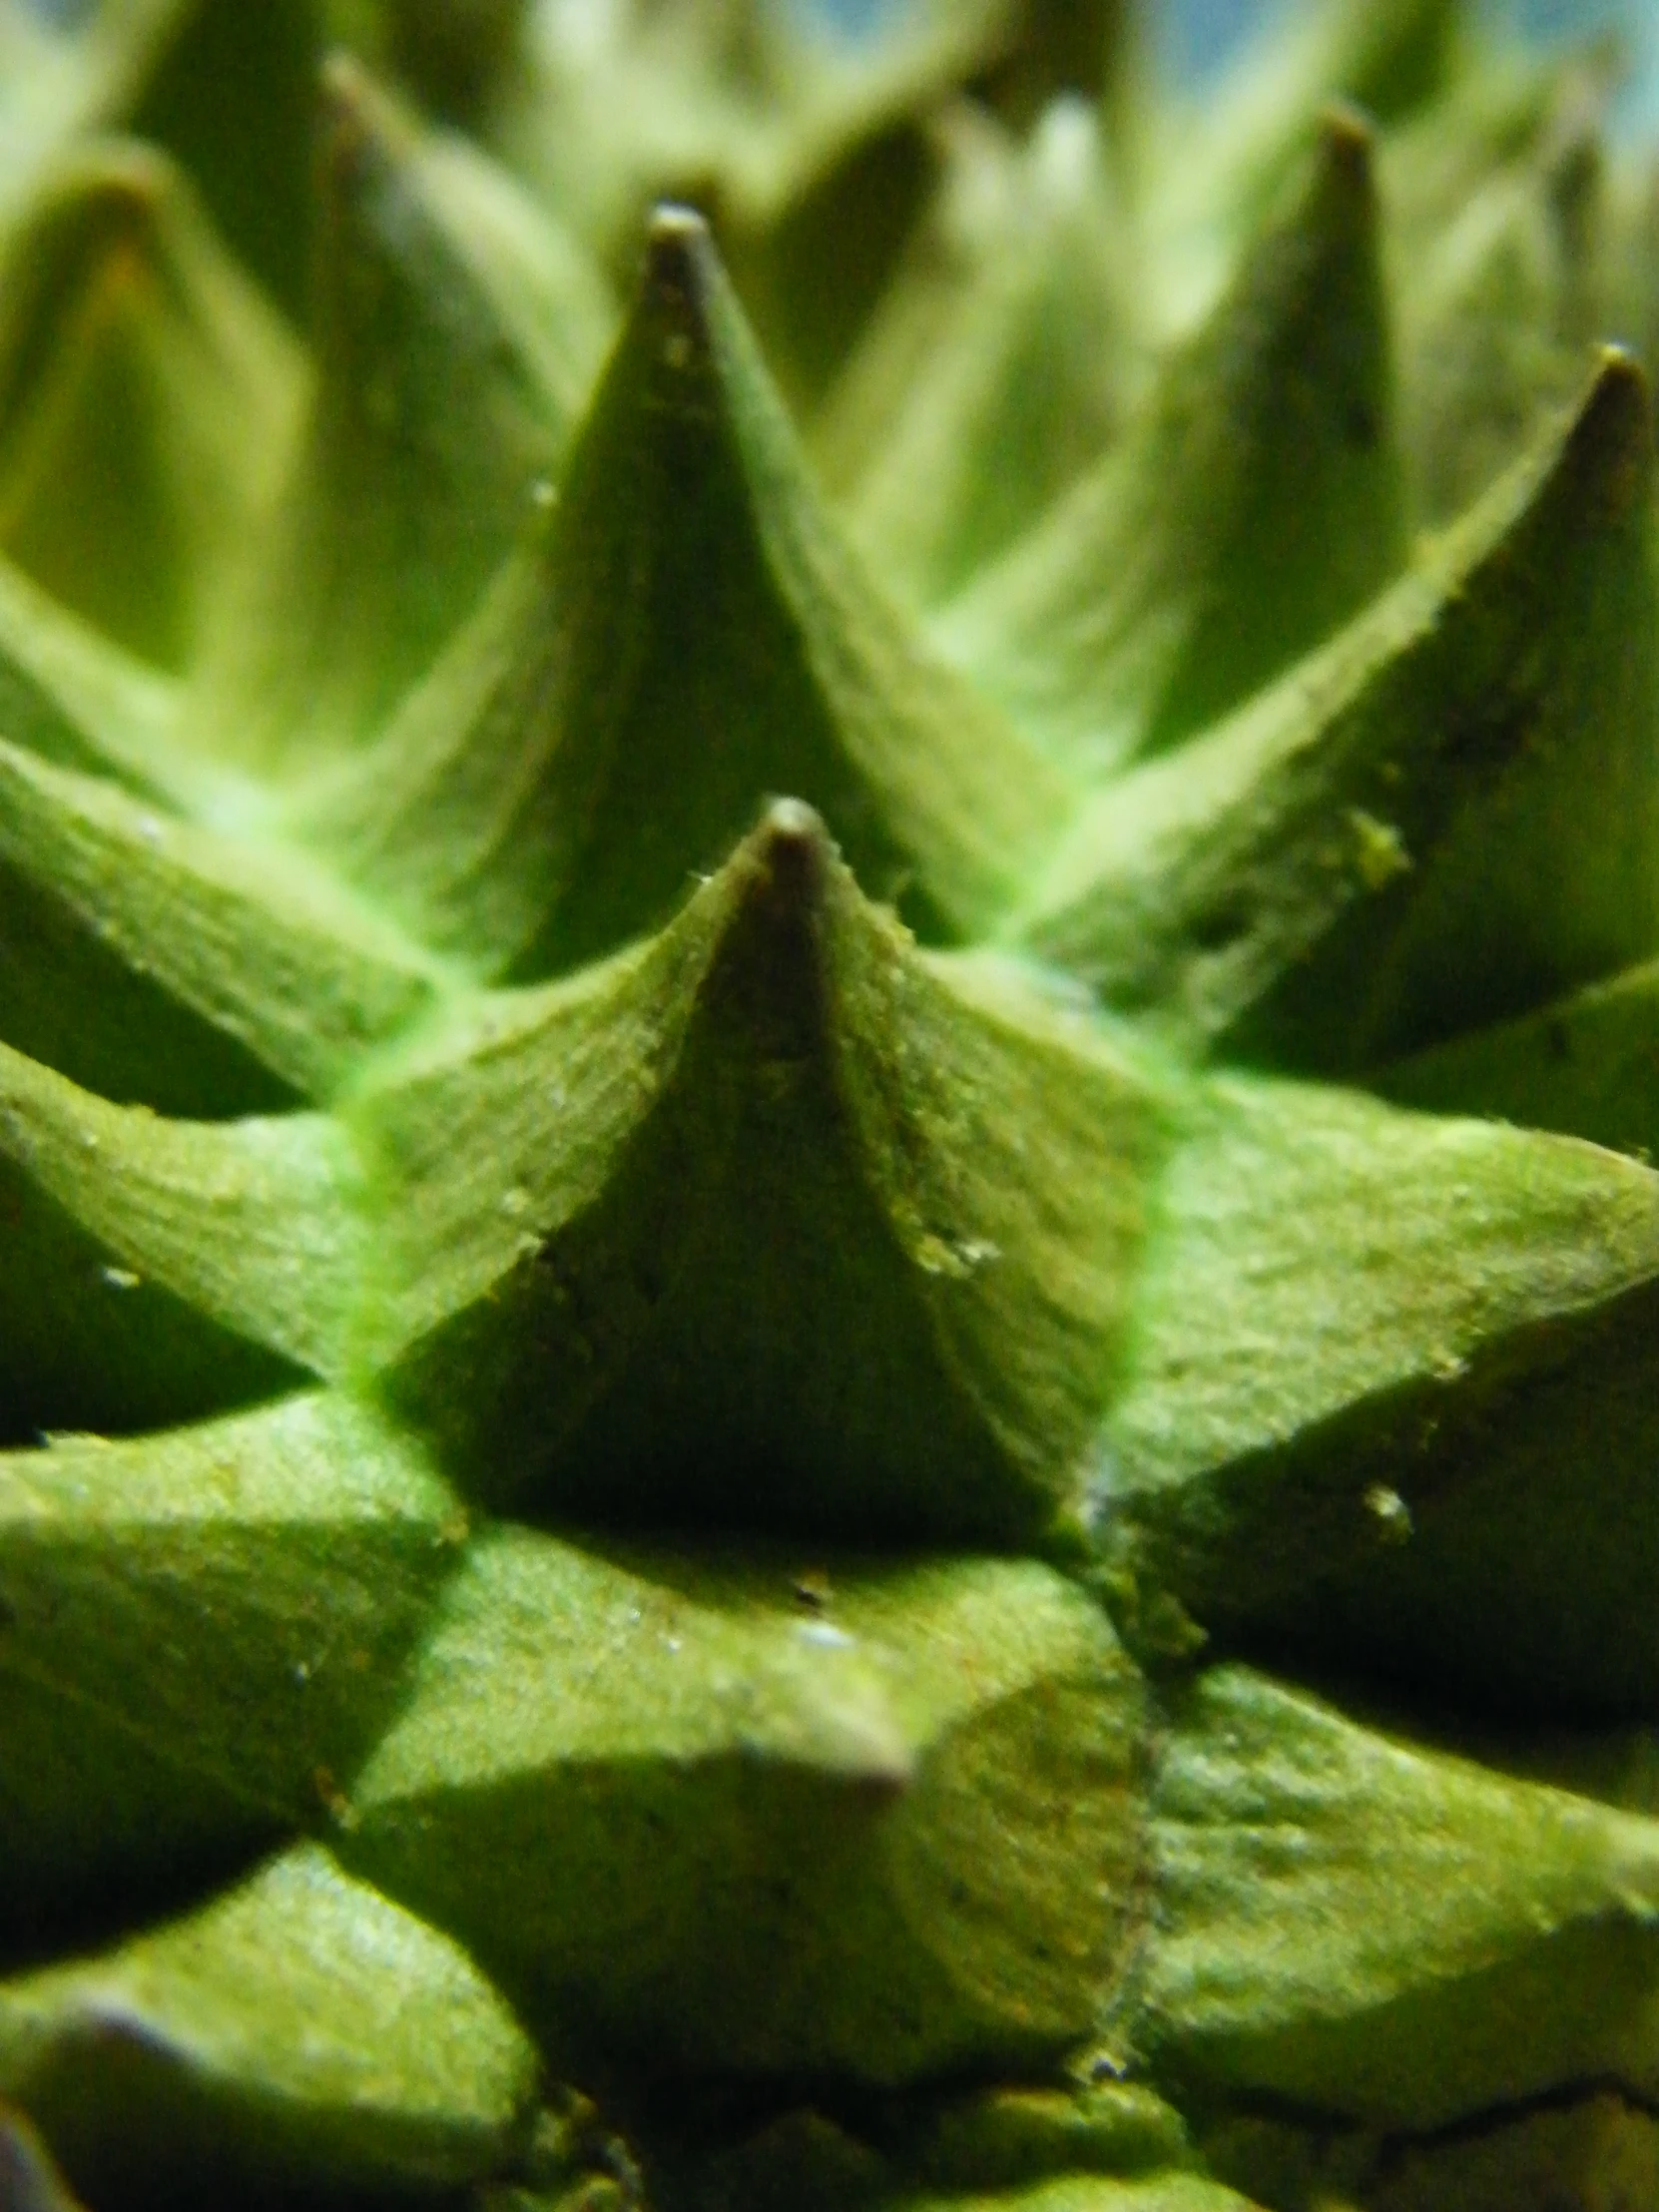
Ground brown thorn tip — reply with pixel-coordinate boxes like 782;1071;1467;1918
316;50;400;182
749;800;832;916
1582;343;1651;437
1562;347;1653;509
650;204;710;244
63;158;167;251
647;204;713;288
320;49;366;104
319;48;377;135
761;797;826;843
1318;102;1375;176
1596;342;1645;388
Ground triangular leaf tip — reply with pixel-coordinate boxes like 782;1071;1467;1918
360;798;1166;1545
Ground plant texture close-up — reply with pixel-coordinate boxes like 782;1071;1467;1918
4;1;1659;2207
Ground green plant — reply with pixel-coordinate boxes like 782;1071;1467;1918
2;3;1659;2208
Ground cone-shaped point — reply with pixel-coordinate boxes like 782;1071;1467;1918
20;200;158;349
1023;347;1659;1068
316;48;408;175
950;75;1403;771
1316;100;1375;181
642;202;720;374
645;202;715;286
318;46;372;130
0;142;304;669
698;800;842;1066
1569;345;1654;516
304;50;506;382
0;146;181;385
35;148;171;266
200;48;587;769
365;810;1167;1542
737;798;834;923
314;57;383;227
311;52;420;269
1296;100;1381;287
300;177;1067;969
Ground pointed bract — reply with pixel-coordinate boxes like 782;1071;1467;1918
941;111;1405;774
0;142;303;670
702;0;1144;414
192;56;612;773
0;1393;464;1943
812;100;1030;502
1018;353;1659;1072
1395;77;1609;522
0;739;441;1113
357;805;1166;1542
343;1532;1145;2084
1380;954;1659;1161
1142;0;1462;337
1094;1072;1659;1716
838;97;1134;609
1141;1667;1659;2124
0;1845;538;2199
0;0;187;211
0;1046;359;1438
298;210;1072;976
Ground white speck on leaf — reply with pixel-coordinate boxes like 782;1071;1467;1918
1365;1482;1413;1542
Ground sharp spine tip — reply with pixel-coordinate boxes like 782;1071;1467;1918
318;48;372;131
646;203;714;289
747;800;832;918
1317;102;1375;178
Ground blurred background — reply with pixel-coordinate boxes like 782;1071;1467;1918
818;0;1659;128
1169;0;1654;119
